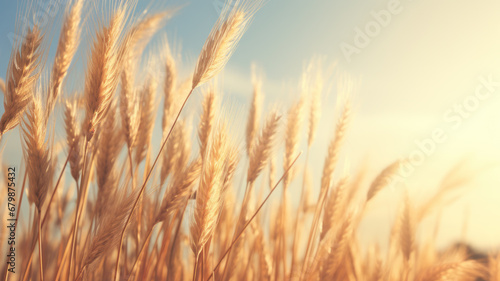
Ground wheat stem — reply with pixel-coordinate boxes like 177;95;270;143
290;148;310;278
70;140;88;281
37;209;44;281
126;225;155;281
166;200;190;280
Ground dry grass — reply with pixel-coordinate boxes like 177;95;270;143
0;1;496;281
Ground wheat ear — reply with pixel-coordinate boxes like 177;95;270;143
192;0;263;89
95;103;122;219
320;176;349;241
161;35;178;135
307;62;323;147
120;11;170;150
198;86;218;160
135;75;158;164
320;99;350;195
63;99;82;182
399;192;414;263
283;98;305;189
22;95;52;210
156;159;201;224
246;65;262;156
366;160;403;202
83;6;127;141
161;120;190;185
190;121;230;257
415;260;488;281
0;25;43;139
247;111;280;184
47;0;83;118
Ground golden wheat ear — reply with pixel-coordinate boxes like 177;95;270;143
120;11;172;150
161;34;179;136
156;159;201;224
320;98;350;195
198;85;218;160
22;94;52;211
245;64;263;156
190;121;230;257
247;111;280;184
283;98;305;189
192;0;264;89
63;98;82;182
83;5;128;142
95;102;122;218
0;25;43;140
47;0;84;119
307;59;325;148
134;74;158;164
366;159;404;202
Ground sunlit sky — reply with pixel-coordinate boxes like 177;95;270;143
1;0;500;252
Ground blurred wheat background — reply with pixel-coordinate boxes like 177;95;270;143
0;0;500;280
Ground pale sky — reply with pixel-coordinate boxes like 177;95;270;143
1;0;500;252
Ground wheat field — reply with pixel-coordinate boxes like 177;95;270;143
0;0;498;281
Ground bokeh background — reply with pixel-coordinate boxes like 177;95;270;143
1;0;500;254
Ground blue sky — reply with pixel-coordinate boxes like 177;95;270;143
2;0;500;252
